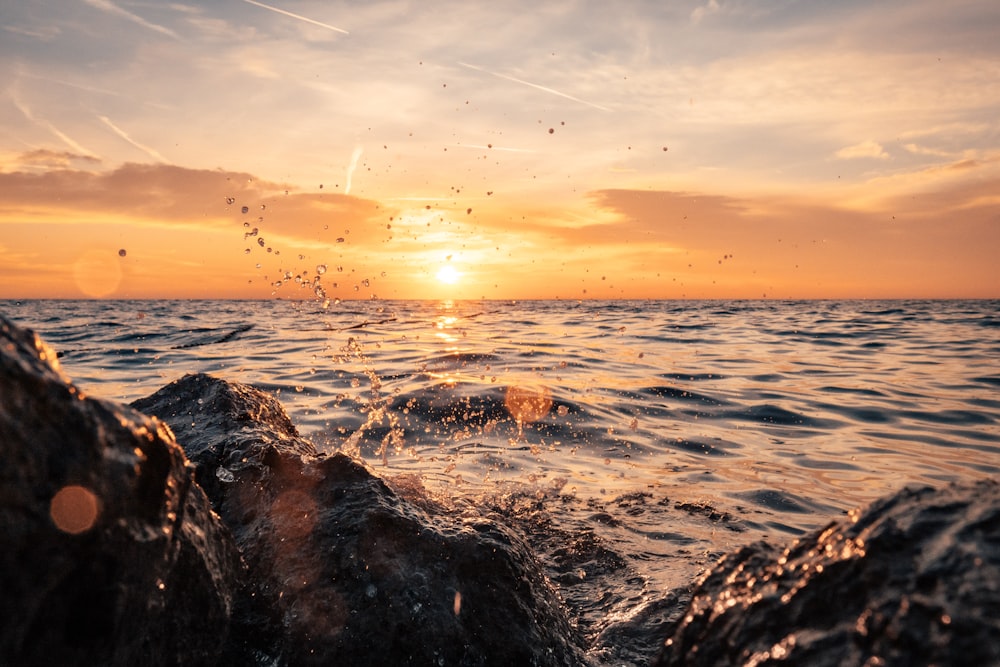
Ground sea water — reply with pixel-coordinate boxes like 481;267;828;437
3;298;998;655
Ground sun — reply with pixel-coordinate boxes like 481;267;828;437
436;265;460;284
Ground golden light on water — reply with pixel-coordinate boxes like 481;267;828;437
504;385;553;427
50;485;100;534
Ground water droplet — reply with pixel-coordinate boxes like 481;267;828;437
257;238;265;246
241;205;249;214
225;197;235;205
316;264;327;275
548;128;554;134
215;466;235;483
336;237;345;243
118;248;126;257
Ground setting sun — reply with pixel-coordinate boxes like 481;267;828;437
436;265;460;285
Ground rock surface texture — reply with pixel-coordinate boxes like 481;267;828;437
133;372;586;666
0;315;241;667
6;311;999;667
653;479;1000;666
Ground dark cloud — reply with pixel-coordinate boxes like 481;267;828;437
15;149;102;169
0;162;388;240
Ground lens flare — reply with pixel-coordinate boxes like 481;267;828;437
50;485;100;534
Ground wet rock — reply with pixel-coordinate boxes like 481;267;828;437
0;315;241;667
134;373;586;666
653;479;1000;666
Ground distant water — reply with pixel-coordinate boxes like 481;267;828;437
4;298;999;657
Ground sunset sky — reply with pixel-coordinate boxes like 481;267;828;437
2;0;998;300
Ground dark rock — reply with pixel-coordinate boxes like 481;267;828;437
0;315;242;667
134;373;586;666
653;479;1000;666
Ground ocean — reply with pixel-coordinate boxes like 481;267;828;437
3;298;998;660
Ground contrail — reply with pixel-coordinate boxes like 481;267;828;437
12;94;97;157
82;0;180;39
242;0;349;34
345;145;363;194
458;144;535;153
458;62;610;112
99;116;167;162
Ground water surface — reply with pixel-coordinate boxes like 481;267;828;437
4;298;998;659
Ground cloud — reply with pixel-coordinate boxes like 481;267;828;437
586;183;1000;298
7;149;102;171
0;162;387;242
691;0;721;25
902;143;952;158
835;140;890;160
0;163;280;222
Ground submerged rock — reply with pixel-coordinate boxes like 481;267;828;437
653;479;1000;666
134;373;586;666
0;315;241;667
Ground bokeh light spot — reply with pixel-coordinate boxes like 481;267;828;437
50;485;100;534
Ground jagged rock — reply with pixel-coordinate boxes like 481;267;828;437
134;373;586;666
0;315;241;667
653;479;1000;666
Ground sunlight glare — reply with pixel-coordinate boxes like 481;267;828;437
436;265;460;284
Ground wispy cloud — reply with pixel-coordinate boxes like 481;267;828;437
242;0;349;35
82;0;180;39
458;62;611;112
903;143;953;158
98;116;167;162
691;0;721;25
14;149;102;170
835;140;890;160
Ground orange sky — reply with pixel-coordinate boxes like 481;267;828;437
2;1;999;300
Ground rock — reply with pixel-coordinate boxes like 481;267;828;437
134;373;586;666
0;315;242;667
653;479;1000;666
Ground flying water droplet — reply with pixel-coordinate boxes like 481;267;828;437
216;466;235;483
